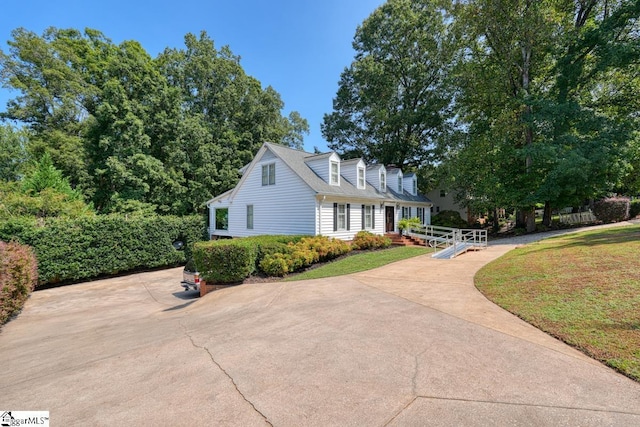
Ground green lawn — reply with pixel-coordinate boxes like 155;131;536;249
285;246;428;281
476;225;640;382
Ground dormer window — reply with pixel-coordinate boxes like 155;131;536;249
398;176;403;193
330;161;339;185
380;170;386;192
357;167;365;189
413;177;417;195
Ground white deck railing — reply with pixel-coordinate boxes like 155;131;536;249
408;225;487;259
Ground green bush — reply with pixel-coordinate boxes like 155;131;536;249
0;215;206;286
351;231;392;250
193;240;258;283
630;199;640;219
593;197;630;223
257;236;351;277
259;253;291;277
1;241;38;326
431;210;468;228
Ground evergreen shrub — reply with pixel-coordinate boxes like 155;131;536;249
0;215;205;286
1;241;38;326
193;240;258;283
593;197;630;223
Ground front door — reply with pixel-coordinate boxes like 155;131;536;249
385;206;395;232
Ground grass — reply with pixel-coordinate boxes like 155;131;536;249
285;246;429;281
476;224;640;382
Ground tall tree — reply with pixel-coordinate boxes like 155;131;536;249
322;0;456;167
0;123;29;181
447;0;639;231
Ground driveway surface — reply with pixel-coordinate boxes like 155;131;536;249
1;222;639;426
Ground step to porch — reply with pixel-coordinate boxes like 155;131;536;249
385;233;423;246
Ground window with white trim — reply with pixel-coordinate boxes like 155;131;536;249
246;205;254;229
413;178;417;195
417;207;425;224
364;205;372;228
337;203;346;230
357;167;365;189
262;163;275;186
380;170;386;192
330;161;339;185
398;176;403;193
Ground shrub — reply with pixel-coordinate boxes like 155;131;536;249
1;241;38;326
351;231;392;250
398;217;422;233
193;240;258;283
0;215;206;286
593;197;630;223
257;236;351;277
259;253;291;277
630;199;640;219
431;210;468;228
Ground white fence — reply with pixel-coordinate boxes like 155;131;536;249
558;211;596;224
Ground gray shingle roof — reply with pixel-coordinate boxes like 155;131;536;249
265;142;431;204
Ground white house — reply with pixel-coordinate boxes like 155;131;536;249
206;142;432;240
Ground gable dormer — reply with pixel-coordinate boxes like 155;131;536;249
403;173;418;195
386;167;403;193
366;164;387;192
305;151;341;186
341;158;366;189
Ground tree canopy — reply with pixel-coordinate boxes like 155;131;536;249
324;0;640;230
0;28;309;215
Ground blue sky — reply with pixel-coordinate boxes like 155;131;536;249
0;0;385;152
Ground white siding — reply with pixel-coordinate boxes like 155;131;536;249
228;156;317;237
318;200;385;240
341;159;366;189
403;175;417;195
305;152;341;185
387;169;403;193
366;165;385;192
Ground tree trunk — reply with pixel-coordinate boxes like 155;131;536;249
525;207;536;233
542;201;552;227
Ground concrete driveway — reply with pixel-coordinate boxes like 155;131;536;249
1;224;639;426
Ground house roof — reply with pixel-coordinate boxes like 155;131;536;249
265;143;431;204
207;142;432;205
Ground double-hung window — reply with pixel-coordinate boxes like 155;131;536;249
357;167;365;189
262;163;275;186
330;161;339;185
380;171;386;192
398;176;403;193
337;204;346;230
246;205;254;229
364;205;372;228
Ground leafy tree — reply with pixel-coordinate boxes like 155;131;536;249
0;123;29;181
447;0;639;230
1;28;308;216
322;0;456;168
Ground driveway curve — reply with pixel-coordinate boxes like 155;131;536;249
1;222;639;426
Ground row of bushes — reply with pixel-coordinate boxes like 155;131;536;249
593;197;632;223
0;215;206;286
1;241;38;326
193;231;391;282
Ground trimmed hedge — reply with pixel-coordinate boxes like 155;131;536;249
630;199;640;219
193;240;258;283
1;241;38;326
593;197;630;223
0;215;206;286
193;235;306;283
193;235;352;281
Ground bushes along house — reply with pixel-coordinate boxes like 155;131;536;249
1;241;38;326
